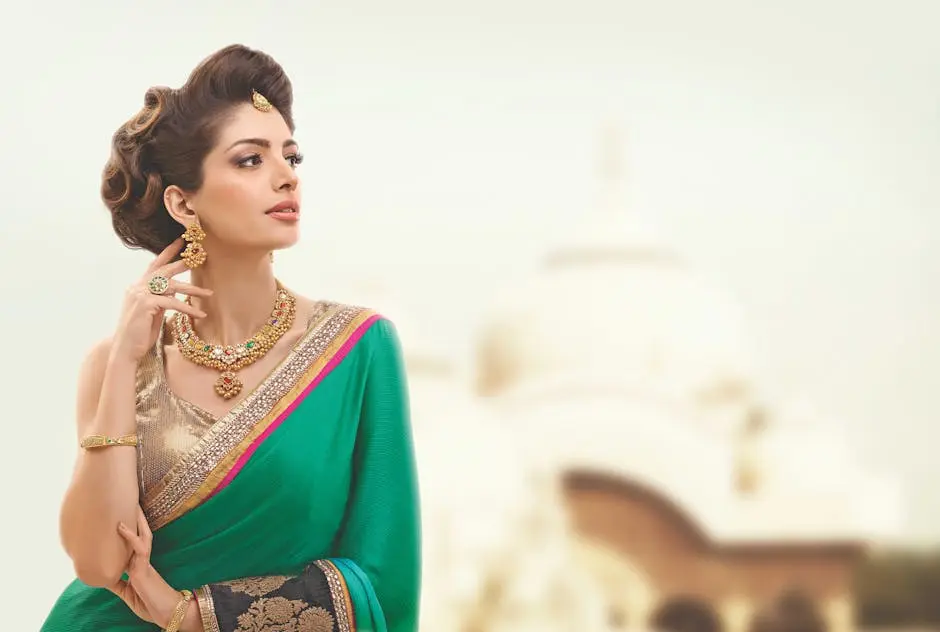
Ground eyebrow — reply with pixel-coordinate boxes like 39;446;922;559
226;138;299;151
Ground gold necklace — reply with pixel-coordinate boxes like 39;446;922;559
173;284;297;400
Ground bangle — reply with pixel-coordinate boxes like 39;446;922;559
79;434;138;449
164;589;193;632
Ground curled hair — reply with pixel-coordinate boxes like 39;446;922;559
102;44;295;254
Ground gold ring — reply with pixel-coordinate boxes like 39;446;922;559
148;275;170;295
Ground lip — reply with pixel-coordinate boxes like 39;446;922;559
265;200;300;215
268;211;300;223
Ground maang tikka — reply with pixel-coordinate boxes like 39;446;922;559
180;219;207;269
251;90;273;112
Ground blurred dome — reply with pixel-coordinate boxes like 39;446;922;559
474;126;755;431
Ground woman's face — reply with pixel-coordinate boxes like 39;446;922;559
187;103;303;256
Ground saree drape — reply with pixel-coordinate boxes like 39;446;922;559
42;307;421;632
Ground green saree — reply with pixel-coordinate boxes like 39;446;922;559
42;303;421;632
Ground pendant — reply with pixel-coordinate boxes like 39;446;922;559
214;371;243;400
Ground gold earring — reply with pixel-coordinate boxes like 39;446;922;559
181;219;207;269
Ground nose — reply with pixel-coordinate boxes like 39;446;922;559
273;160;299;192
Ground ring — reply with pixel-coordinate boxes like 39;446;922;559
148;275;170;295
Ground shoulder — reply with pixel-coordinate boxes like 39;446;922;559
311;299;401;357
295;294;403;357
355;306;400;349
305;298;397;337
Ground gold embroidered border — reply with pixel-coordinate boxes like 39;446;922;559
315;560;355;632
195;585;221;632
144;303;376;529
161;308;377;527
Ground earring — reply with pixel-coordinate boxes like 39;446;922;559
181;219;207;269
269;252;274;263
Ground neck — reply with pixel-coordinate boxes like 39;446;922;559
188;250;278;346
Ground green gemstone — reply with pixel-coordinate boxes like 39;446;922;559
203;345;211;352
246;341;256;349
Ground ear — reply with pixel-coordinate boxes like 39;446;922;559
163;185;197;226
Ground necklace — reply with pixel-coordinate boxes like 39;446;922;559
172;284;297;400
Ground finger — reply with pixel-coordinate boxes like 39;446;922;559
116;521;140;548
146;238;184;274
150;296;207;319
136;507;153;546
153;259;190;280
118;522;149;557
168;280;213;298
125;552;148;576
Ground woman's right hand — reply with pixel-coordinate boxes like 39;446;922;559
110;237;212;364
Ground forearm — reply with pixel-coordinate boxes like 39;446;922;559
60;353;140;586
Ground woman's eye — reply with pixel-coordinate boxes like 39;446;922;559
237;154;263;167
287;153;304;168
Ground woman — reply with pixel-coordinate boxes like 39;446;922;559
42;44;420;632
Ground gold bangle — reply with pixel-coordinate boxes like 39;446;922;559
79;434;139;449
164;589;193;632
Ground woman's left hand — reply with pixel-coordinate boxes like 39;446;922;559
111;506;190;629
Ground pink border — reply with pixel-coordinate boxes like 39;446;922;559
209;314;381;497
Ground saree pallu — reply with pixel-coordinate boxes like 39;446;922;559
42;308;421;632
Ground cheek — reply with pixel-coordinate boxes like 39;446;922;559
196;173;264;225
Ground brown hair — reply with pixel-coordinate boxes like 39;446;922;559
102;44;295;254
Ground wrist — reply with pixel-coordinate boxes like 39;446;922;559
135;565;180;628
180;597;204;632
163;588;195;632
107;343;141;369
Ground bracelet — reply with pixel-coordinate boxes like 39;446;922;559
164;589;194;632
79;434;139;449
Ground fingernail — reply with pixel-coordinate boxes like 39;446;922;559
118;523;127;532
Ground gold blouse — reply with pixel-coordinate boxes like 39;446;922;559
134;320;220;499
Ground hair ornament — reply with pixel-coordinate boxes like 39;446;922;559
251;89;273;112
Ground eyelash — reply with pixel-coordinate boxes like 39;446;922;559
237;153;304;168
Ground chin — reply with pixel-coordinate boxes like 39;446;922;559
264;227;301;250
266;238;299;254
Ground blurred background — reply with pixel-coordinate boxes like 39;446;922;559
1;1;938;630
